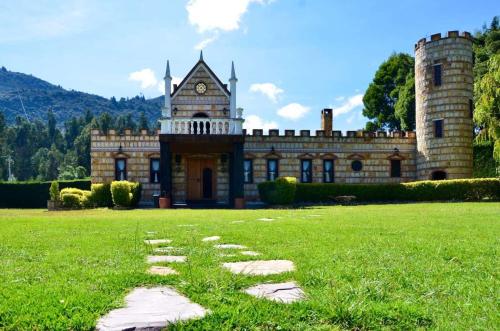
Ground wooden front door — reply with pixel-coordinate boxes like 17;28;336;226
187;158;216;200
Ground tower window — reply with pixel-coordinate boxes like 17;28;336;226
390;160;401;178
434;119;444;138
300;159;312;183
323;159;334;183
267;159;279;181
433;64;442;86
351;160;363;172
469;99;474;118
431;170;447;180
150;158;160;183
115;158;127;180
243;159;253;184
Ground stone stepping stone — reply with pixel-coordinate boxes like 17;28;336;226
178;224;197;227
244;281;305;304
144;239;172;245
257;218;275;222
202;236;220;242
147;255;186;263
222;260;295;276
214;244;247;249
241;251;261;256
153;246;179;253
148;266;178;276
96;287;206;331
231;220;245;224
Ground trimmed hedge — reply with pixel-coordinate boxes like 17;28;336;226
91;183;113;207
0;179;91;208
257;177;297;205
110;180;142;208
258;178;500;205
60;188;92;209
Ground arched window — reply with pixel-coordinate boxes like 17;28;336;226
431;170;447;180
193;112;208;118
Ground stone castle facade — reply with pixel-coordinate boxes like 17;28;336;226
91;31;474;207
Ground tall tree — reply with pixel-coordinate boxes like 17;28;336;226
139;110;149;131
362;53;415;130
47;108;56;143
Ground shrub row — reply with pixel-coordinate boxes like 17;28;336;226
0;179;91;208
258;178;500;205
57;181;141;209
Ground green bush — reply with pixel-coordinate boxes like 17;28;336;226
129;182;142;207
259;178;500;205
61;193;82;209
60;187;92;209
111;181;132;207
49;181;59;201
257;177;297;205
0;180;91;208
90;183;112;207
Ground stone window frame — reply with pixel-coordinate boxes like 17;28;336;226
320;154;338;183
114;157;127;181
387;152;405;178
300;159;313;183
322;159;335;183
433;63;442;87
150;158;161;184
266;159;279;181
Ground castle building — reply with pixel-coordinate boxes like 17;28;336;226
90;32;474;207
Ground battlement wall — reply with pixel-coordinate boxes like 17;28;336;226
244;129;416;139
415;31;472;50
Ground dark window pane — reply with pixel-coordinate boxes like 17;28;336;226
150;158;160;183
323;160;334;183
432;171;447;180
390;160;401;178
267;159;278;181
244;159;253;184
469;99;474;118
351;160;363;172
434;119;443;138
115;158;127;180
433;64;442;86
301;159;312;183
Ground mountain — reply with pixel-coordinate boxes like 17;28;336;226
0;66;163;125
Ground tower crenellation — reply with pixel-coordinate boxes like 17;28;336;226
415;30;474;180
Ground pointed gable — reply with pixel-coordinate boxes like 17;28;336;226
172;60;230;99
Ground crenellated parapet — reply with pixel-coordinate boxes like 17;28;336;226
243;129;417;139
414;31;472;50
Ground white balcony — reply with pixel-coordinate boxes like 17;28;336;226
160;117;244;135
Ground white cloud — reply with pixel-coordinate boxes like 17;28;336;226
194;34;219;50
277;103;310;121
331;94;364;118
244;115;278;132
249;83;284;103
186;0;271;33
157;76;182;94
335;96;345;101
129;69;158;89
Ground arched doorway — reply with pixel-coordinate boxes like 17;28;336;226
431;170;447;180
187;158;216;201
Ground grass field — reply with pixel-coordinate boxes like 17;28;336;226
0;203;498;330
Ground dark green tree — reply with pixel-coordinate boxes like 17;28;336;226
47;108;57;143
394;72;416;131
362;53;415;130
97;112;112;133
139;110;149;131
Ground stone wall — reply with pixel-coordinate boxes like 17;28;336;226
415;31;474;179
243;129;417;200
91;129;161;203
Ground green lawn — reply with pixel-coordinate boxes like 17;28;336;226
0;203;498;330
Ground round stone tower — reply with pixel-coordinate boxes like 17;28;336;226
415;31;474;180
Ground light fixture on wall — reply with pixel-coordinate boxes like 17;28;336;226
393;147;399;154
271;146;275;153
118;144;123;154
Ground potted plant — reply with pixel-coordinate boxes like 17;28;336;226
159;191;170;209
47;180;60;211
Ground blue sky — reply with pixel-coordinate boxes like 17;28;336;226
0;0;497;132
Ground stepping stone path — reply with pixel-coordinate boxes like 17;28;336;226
153;246;179;253
147;255;186;263
202;236;220;242
178;224;197;227
214;244;247;249
144;239;171;245
223;260;295;276
231;220;245;224
257;218;275;222
244;281;305;303
148;266;178;276
96;287;207;331
241;251;261;256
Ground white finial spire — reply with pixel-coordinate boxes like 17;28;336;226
164;60;171;79
199;50;204;61
230;61;237;81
